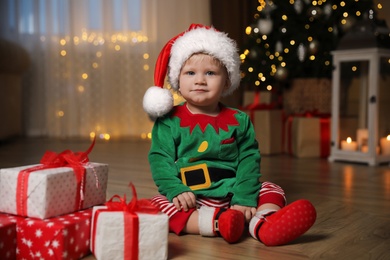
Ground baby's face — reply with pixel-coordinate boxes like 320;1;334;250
178;53;229;115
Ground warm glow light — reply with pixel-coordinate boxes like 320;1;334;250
347;137;352;143
245;26;252;35
96;51;102;58
78;85;85;92
60;50;67;56
57;111;64;117
143;65;149;71
82;73;88;79
387;135;390;141
90;132;96;139
114;45;121;51
143;53;149;59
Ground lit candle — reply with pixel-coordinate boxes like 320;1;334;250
341;137;357;151
380;135;390;155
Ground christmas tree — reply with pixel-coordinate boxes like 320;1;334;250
240;0;387;92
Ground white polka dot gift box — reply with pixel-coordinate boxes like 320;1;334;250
91;185;169;260
0;139;109;219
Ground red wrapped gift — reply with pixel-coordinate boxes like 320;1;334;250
16;209;92;260
284;112;330;158
0;214;21;259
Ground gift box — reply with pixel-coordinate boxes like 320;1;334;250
0;162;108;219
243;91;274;107
283;78;332;115
246;109;283;155
285;115;331;158
15;209;93;260
91;186;169;260
0;214;20;259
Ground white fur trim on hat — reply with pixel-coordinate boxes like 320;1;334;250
168;27;241;96
143;86;173;119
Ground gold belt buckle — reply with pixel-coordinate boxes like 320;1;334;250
180;163;211;190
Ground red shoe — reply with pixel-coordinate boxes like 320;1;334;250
214;208;245;243
258;199;316;246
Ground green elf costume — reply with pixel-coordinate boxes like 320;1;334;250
143;24;316;246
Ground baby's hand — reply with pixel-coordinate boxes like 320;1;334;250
230;205;256;222
172;192;196;212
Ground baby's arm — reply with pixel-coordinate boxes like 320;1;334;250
230;204;256;222
172;191;196;212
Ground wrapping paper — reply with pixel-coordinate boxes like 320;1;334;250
0;162;108;219
91;186;168;260
243;91;273;107
0;214;20;259
246;109;283;155
285;116;330;158
14;209;93;260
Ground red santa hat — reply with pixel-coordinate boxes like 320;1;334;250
143;24;241;118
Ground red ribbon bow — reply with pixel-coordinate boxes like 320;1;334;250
16;138;96;217
92;183;159;260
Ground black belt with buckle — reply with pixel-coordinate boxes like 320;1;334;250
180;163;235;190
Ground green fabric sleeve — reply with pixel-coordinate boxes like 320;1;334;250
148;117;192;202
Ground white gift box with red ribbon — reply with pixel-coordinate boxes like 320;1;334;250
91;186;169;260
0;162;108;219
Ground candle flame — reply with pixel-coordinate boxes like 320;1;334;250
387;135;390;141
347;137;352;143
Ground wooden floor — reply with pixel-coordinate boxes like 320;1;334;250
1;137;390;260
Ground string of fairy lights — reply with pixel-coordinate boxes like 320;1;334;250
240;0;387;92
44;29;150;140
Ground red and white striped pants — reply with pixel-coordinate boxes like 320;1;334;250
151;181;286;234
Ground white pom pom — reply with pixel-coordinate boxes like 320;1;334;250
143;86;174;118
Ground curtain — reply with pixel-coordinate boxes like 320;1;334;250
0;0;210;139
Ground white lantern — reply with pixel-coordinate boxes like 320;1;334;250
328;19;390;166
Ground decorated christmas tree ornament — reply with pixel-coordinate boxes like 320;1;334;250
309;40;319;54
249;49;258;59
275;41;283;53
257;18;273;35
275;66;288;81
297;43;307;62
294;0;303;14
324;4;332;17
143;24;241;118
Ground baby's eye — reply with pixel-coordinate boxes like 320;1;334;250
186;71;195;75
206;71;215;76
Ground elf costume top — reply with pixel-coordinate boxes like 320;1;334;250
148;102;261;208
